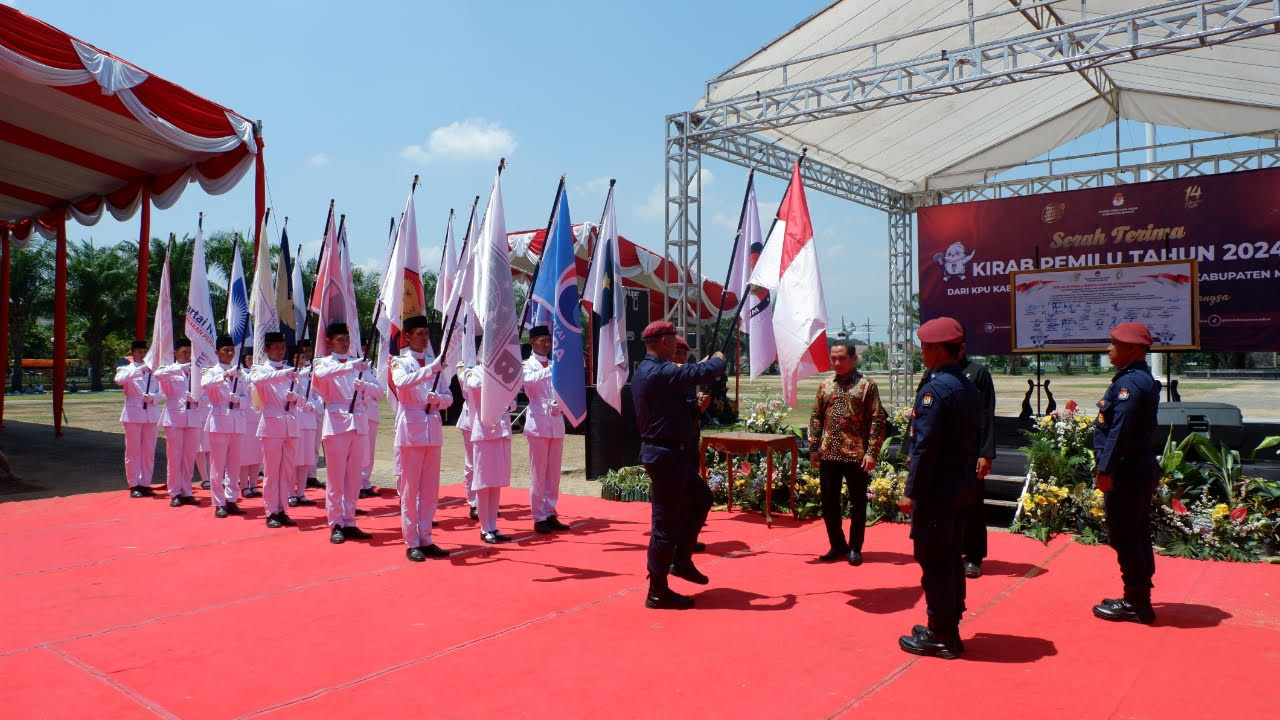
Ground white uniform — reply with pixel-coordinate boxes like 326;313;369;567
249;361;303;517
522;354;565;523
154;362;201;498
237;363;262;489
312;354;377;528
391;350;452;548
456;378;478;511
464;367;514;534
292;366;320;499
201;363;245;507
360;389;380;489
114;362;161;489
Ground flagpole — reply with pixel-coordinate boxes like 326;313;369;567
583;180;616;383
519;174;565;329
429;194;481;395
708;169;754;354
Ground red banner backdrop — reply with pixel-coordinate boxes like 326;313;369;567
918;168;1280;355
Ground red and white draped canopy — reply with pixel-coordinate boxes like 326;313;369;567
507;223;738;322
0;4;263;244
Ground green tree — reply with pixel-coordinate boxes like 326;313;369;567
7;239;54;392
68;240;134;391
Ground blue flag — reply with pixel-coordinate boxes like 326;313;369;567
226;235;249;346
530;180;587;427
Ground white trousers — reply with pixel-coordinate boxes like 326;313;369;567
477;486;502;534
122;421;157;487
261;436;297;516
398;445;441;547
361;421;378;488
460;431;477;507
163;425;199;498
207;431;241;507
322;430;366;527
527;435;564;522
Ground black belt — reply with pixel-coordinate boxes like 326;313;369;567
643;438;687;451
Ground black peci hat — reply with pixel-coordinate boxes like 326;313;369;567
264;331;286;344
174;338;192;349
325;322;349;338
529;325;551;339
403;315;430;332
130;339;148;350
216;335;235;349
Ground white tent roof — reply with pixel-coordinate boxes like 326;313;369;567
698;0;1280;194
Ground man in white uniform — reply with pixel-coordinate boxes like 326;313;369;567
391;315;452;561
115;339;161;497
201;335;247;518
289;344;320;508
313;323;379;544
522;325;571;534
463;363;515;543
238;347;263;498
456;366;480;521
154;338;202;506
250;331;305;528
358;336;382;500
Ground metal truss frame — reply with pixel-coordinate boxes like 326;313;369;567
664;0;1280;407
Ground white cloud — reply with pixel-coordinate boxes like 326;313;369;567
634;183;665;220
307;153;329;168
401;118;517;164
825;242;847;259
709;211;738;233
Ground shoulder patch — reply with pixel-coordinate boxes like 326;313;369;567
1097;399;1106;409
921;393;934;407
1096;412;1105;425
1118;388;1130;401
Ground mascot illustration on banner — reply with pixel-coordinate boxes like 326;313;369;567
933;242;976;281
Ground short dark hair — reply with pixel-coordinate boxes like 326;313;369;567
830;339;858;356
942;341;963;357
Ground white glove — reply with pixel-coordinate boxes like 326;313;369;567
354;360;371;373
184;392;200;405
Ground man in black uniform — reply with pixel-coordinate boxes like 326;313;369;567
898;317;980;659
961;348;996;578
674;336;712;554
631;321;726;610
1091;321;1161;625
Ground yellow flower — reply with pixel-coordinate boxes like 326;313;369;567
1091;507;1105;517
1020;495;1034;510
1034;495;1047;505
1211;503;1229;521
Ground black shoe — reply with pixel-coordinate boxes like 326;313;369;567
1092;598;1155;625
431;520;439;527
534;520;554;534
278;514;297;527
224;502;246;516
330;526;346;544
911;625;965;652
817;548;847;562
420;544;450;558
469;506;479;521
179;495;199;506
848;550;864;567
670;561;710;585
341;526;372;540
355;508;369;516
170;496;183;507
201;480;211;490
266;514;283;529
406;547;426;562
306;478;325;489
481;531;500;544
547;515;571;531
242;488;262;499
215;506;229;519
287;497;300;508
645;587;695;610
964;562;982;579
359;488;379;499
130;487;146;498
296;497;318;506
490;531;513;543
692;541;707;553
898;628;963;659
141;486;157;496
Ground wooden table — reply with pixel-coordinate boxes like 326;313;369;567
699;431;800;527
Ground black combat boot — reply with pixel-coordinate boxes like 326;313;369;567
644;574;694;610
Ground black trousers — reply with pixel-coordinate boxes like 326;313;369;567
963;477;987;565
642;446;713;577
911;500;967;634
1104;477;1156;603
819;460;870;553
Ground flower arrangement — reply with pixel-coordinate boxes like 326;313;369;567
866;461;908;524
1013;401;1103;543
599;465;652;502
737;394;789;435
1156;486;1273;562
704;452;824;518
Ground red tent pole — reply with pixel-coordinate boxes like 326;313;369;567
0;226;8;428
55;214;67;437
252;133;265;257
135;188;151;340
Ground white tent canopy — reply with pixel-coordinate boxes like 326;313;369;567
698;0;1280;194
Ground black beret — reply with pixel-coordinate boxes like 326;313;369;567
529;325;551;339
403;315;430;332
325;322;349;338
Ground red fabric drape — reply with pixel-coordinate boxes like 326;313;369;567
1;226;9;427
252;135;265;257
54;215;67;437
135;189;150;340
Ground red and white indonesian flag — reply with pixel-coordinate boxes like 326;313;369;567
472;166;523;427
144;243;175;372
309;206;361;357
748;161;829;407
376;186;429;396
249;213;279;367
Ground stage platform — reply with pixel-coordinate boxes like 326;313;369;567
1;486;1275;719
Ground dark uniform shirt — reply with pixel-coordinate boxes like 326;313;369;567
962;358;997;461
631;353;726;447
906;362;981;503
1092;360;1161;480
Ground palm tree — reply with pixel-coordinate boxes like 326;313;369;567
8;239;54;392
68;239;134;391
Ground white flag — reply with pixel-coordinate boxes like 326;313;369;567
442;200;479;375
376;185;427;397
472;166;522;427
291;243;305;341
184;225;218;376
583;185;628;413
748;161;829;406
434;211;456;316
144;243;175;372
248;215;279;366
336;221;362;356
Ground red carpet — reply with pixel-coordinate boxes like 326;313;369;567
1;486;1276;720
